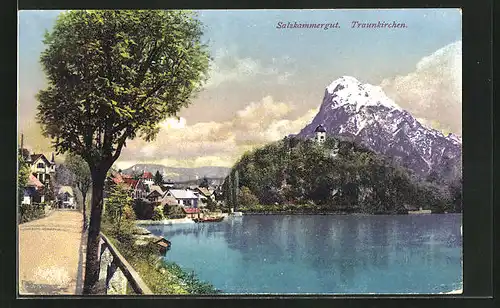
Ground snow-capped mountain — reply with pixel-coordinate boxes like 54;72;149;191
298;76;462;178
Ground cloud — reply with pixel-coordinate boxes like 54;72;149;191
159;117;187;130
205;47;296;88
380;41;462;135
118;96;318;168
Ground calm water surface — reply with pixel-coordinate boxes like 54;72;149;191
145;214;462;294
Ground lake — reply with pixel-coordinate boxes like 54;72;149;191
145;214;462;294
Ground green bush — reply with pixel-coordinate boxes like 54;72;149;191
159;261;221;294
103;184;137;242
165;205;186;219
238;186;259;208
19;203;45;223
205;198;218;212
152;206;165;221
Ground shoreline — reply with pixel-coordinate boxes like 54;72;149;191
135;211;462;226
136;218;196;226
136;213;232;226
240;212;461;216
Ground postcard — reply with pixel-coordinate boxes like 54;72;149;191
17;8;462;296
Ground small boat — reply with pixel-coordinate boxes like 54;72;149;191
193;216;225;223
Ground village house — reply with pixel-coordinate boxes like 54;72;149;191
142;171;154;186
160;195;179;208
133;179;148;200
107;171;217;212
108;170;124;185
19;144;57;205
194;187;216;202
18;135;56;203
22;174;45;205
146;185;164;203
26;153;56;185
107;170;153;200
194;191;207;205
182;207;200;219
163;180;175;189
164;188;200;207
57;186;75;209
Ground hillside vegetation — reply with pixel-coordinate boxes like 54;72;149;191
222;136;462;215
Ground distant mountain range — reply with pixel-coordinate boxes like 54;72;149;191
297;76;462;179
121;164;230;182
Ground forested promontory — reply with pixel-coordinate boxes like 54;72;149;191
222;136;462;215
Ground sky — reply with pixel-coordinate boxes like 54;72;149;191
18;9;462;169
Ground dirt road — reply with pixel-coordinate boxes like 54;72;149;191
18;210;87;295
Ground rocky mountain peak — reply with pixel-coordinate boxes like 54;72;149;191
298;76;462;177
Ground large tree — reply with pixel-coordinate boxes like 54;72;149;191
36;10;210;294
65;153;92;230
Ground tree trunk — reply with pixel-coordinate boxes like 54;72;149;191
82;193;87;231
82;170;106;295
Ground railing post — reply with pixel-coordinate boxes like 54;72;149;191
99;240;107;259
105;258;119;293
99;232;153;295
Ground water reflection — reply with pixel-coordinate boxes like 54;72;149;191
145;214;462;294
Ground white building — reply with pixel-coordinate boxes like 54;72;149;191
314;124;327;144
26;153;56;185
141;171;154;186
22;175;45;205
57;186;75;208
164;188;200;207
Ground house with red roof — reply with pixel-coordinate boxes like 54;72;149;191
109;170;124;185
133;179;148;200
106;170;138;198
182;207;200;218
142;171;154;185
22;174;45;205
19;145;57;205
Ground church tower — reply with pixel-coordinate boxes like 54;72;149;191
314;124;326;144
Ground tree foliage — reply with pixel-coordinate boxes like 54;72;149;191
223;137;461;214
54;163;75;186
104;183;135;241
18;155;31;202
152;205;165;221
154;170;163;185
238;186;259;209
66;153;92;193
163;204;187;219
65;153;92;228
37;10;210;168
199;176;209;188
